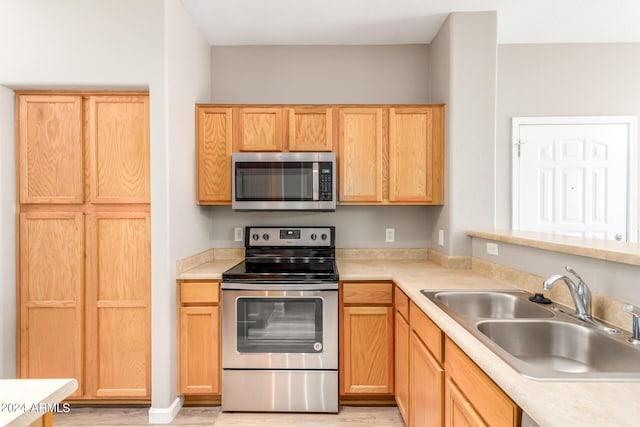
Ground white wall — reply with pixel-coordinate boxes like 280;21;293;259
496;43;640;229
0;85;16;378
211;45;430;104
427;16;452;255
159;0;213;415
208;206;437;248
428;12;497;256
0;0;161;89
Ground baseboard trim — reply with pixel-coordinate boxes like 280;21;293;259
148;396;183;424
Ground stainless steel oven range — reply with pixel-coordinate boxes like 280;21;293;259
221;226;338;413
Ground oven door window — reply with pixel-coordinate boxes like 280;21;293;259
236;297;323;353
235;162;314;201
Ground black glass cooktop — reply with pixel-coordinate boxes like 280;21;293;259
222;259;339;283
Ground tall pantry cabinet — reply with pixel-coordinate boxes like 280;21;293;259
17;93;151;400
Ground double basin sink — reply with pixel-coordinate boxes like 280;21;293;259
421;289;640;381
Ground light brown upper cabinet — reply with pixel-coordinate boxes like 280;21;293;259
389;107;444;204
87;96;150;204
195;104;444;206
288;107;333;151
337;108;384;202
236;107;284;151
338;105;444;205
18;95;84;204
197;107;233;204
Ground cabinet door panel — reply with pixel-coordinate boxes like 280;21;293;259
180;306;220;394
197;107;233;203
95;307;148;397
410;330;444;427
341;306;393;394
85;212;150;398
236;108;283;151
445;378;488;427
288;107;333;151
389;106;444;204
445;338;521;427
88;96;150;203
395;311;410;425
389;107;432;202
338;108;384;202
18;95;83;204
19;212;84;396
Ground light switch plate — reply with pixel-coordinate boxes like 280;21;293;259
234;227;243;242
385;228;395;243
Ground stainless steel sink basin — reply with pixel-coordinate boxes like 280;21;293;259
421;289;640;381
421;290;554;319
477;320;640;381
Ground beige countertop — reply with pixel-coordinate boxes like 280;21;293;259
0;378;77;426
469;229;640;266
177;257;640;427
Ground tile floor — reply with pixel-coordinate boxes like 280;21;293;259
53;406;405;427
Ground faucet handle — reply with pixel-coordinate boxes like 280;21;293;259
565;266;586;285
623;304;640;343
623;303;640;316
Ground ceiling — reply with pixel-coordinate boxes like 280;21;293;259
180;0;640;46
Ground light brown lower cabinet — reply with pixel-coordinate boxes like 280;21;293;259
394;287;410;424
444;337;522;427
445;377;488;427
409;300;444;427
394;287;521;427
410;331;444;427
340;282;394;400
178;281;221;397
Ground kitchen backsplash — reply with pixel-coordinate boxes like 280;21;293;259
205;205;438;249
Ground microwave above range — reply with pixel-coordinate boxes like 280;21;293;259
232;152;336;211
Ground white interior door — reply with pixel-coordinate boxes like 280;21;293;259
512;117;637;242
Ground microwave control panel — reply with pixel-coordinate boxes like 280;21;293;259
319;162;333;201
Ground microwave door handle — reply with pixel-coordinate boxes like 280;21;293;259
312;162;319;200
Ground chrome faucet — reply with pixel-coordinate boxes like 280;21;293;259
543;266;592;320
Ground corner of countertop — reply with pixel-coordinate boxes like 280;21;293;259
176;248;245;277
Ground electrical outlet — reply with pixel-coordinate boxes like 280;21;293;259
438;229;444;246
234;227;244;242
385;228;395;243
486;242;499;256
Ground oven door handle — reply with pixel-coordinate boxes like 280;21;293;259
221;282;338;291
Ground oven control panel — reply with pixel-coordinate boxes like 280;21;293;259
247;226;334;247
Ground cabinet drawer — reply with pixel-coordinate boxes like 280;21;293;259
410;301;443;364
343;282;393;305
180;281;219;304
445;337;521;427
394;286;409;320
